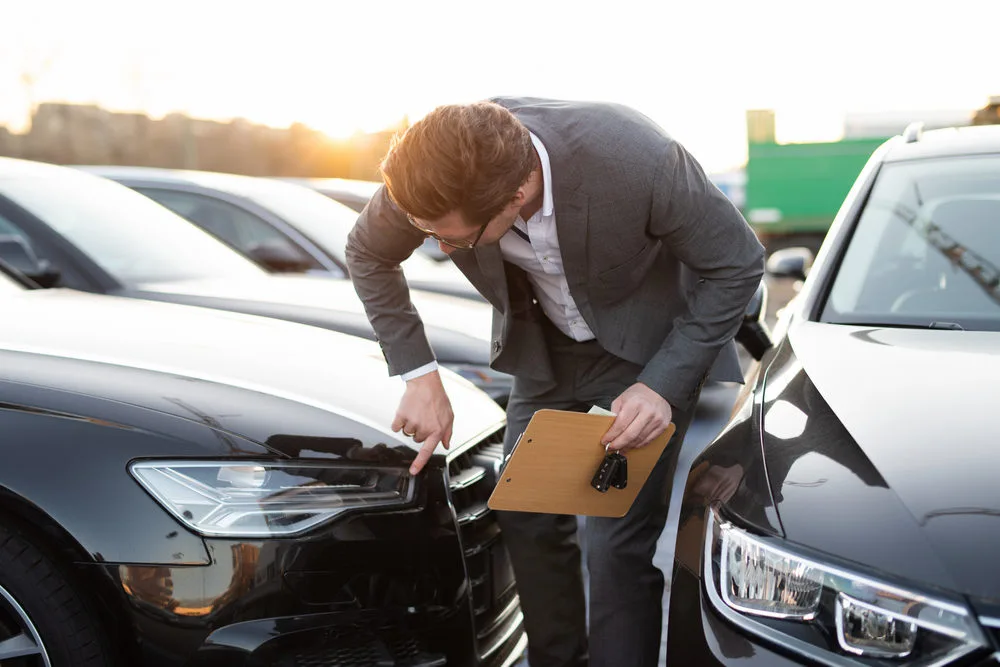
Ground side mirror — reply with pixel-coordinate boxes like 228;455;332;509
735;281;773;361
0;235;61;288
766;247;813;281
247;239;315;273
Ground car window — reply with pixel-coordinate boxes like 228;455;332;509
0;212;27;293
204;179;446;277
135;188;324;271
822;155;1000;330
0;171;265;285
0;211;30;242
234;180;358;264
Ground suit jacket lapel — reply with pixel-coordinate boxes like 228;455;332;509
474;244;509;311
552;186;589;291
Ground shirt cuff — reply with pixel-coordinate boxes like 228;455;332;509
399;361;439;382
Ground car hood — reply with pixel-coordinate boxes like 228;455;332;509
763;319;1000;600
136;274;493;343
0;289;505;455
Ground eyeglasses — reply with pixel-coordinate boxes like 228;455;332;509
406;214;490;250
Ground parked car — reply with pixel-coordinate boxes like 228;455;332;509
277;175;777;362
0;259;524;667
667;123;1000;665
78;166;477;299
279;176;381;213
280;176;450;261
0;158;512;404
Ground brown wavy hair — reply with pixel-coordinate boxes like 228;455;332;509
380;102;536;227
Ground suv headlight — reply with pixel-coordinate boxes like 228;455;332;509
704;507;988;665
130;461;413;538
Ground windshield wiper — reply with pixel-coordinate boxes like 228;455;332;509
831;320;966;330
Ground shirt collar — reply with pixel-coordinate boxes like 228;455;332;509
529;132;555;217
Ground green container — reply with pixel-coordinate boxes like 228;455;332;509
744;137;887;237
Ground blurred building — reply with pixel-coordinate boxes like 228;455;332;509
708;169;746;210
842;108;973;138
0;103;397;180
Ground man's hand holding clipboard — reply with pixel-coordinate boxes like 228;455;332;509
487;408;676;518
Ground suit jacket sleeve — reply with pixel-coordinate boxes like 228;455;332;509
345;185;437;376
636;140;765;409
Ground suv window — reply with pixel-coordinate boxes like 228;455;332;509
822;155;1000;330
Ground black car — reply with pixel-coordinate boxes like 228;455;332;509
77;166;480;301
0;158;513;404
667;123;1000;665
0;261;525;667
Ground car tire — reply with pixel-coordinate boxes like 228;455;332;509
0;521;112;666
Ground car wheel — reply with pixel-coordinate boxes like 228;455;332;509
0;522;111;666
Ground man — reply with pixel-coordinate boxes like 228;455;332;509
346;97;764;667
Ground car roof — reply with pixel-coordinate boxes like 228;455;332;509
279;177;381;202
883;125;1000;163
300;177;380;196
0;156;80;178
74;165;300;197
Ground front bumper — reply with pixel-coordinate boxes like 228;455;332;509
96;432;525;667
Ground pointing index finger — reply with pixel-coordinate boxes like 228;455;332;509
409;432;442;475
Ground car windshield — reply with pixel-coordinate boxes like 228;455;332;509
822;155;1000;331
1;171;264;284
237;179;445;276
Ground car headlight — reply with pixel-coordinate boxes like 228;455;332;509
130;461;414;538
443;364;513;401
703;507;988;665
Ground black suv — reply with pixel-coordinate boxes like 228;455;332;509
668;124;1000;666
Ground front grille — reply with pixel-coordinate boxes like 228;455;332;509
290;631;447;667
448;427;524;665
291;633;446;667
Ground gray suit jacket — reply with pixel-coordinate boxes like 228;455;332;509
346;97;765;410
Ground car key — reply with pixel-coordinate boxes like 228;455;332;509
591;451;621;493
610;451;627;489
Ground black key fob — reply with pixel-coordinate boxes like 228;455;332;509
610;452;628;489
591;453;620;493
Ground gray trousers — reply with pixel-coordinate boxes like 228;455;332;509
497;321;699;667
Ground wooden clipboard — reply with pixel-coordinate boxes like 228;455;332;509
487;409;676;518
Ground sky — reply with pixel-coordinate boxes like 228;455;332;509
1;0;997;172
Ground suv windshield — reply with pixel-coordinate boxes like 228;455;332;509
822;155;1000;331
2;170;264;284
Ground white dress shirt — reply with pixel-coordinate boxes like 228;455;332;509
497;132;595;342
401;132;592;381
